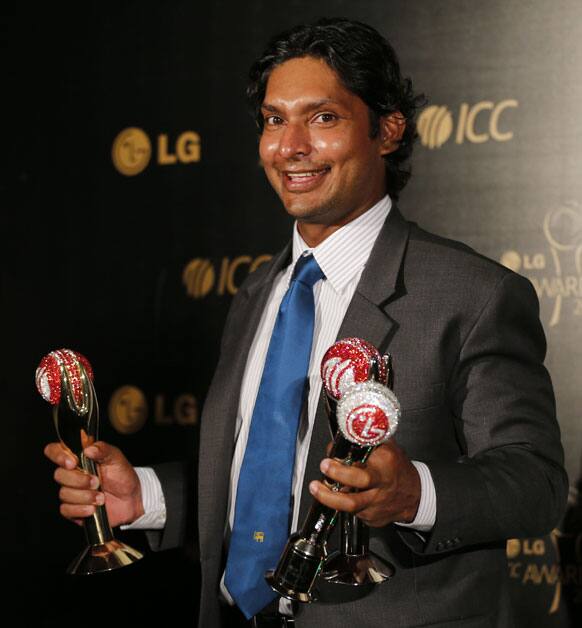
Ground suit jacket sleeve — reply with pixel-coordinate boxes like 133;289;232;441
399;271;568;555
144;461;191;551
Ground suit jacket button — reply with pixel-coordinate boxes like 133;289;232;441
453;537;461;544
445;539;454;549
436;541;444;551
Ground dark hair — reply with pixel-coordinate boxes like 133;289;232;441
247;17;426;200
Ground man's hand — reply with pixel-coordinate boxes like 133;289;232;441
308;440;421;527
44;441;144;528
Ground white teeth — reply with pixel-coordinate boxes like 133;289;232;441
287;170;326;179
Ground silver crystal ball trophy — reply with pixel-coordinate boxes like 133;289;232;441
265;338;400;602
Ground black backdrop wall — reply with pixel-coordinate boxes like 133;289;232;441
3;1;582;625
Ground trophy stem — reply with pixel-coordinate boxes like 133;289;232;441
322;513;394;586
80;455;115;545
266;500;338;602
84;505;114;545
50;363;143;575
66;493;143;575
65;454;143;575
356;517;369;555
66;461;143;575
343;511;357;555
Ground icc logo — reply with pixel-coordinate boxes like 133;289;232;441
417;100;518;149
112;127;201;176
183;255;272;298
182;259;216;298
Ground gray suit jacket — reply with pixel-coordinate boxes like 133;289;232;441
152;207;568;627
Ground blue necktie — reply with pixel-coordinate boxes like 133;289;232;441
224;253;324;619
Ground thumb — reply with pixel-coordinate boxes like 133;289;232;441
83;441;123;466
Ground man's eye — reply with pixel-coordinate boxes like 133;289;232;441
314;113;337;124
265;115;284;126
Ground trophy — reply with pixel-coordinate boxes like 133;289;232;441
36;348;143;575
265;338;400;602
320;339;396;587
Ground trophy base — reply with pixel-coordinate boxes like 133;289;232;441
265;570;318;603
67;539;143;575
322;551;394;586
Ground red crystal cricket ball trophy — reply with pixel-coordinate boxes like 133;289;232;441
36;349;143;574
265;338;400;603
320;339;396;590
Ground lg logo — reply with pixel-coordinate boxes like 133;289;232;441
108;385;198;433
417;100;518;149
112;127;201;176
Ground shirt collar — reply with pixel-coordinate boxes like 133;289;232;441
291;195;392;294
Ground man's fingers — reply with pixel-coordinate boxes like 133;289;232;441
54;467;99;490
60;503;96;520
45;440;122;468
83;441;112;463
309;480;372;513
309;481;389;527
83;441;123;466
320;458;377;490
59;486;104;506
44;442;77;469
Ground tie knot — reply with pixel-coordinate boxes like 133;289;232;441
292;254;325;288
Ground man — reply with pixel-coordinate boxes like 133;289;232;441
45;18;568;628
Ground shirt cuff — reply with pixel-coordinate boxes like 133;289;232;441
395;460;436;532
120;467;167;530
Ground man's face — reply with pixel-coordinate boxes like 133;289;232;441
259;56;389;227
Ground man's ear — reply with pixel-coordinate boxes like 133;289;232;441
379;112;406;155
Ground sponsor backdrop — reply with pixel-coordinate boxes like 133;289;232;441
3;1;582;625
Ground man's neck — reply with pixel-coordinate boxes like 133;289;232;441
297;202;381;248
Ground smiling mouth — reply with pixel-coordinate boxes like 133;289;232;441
283;167;331;190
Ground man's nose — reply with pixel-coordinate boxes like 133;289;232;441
278;123;312;159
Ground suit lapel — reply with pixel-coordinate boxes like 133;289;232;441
298;207;411;523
